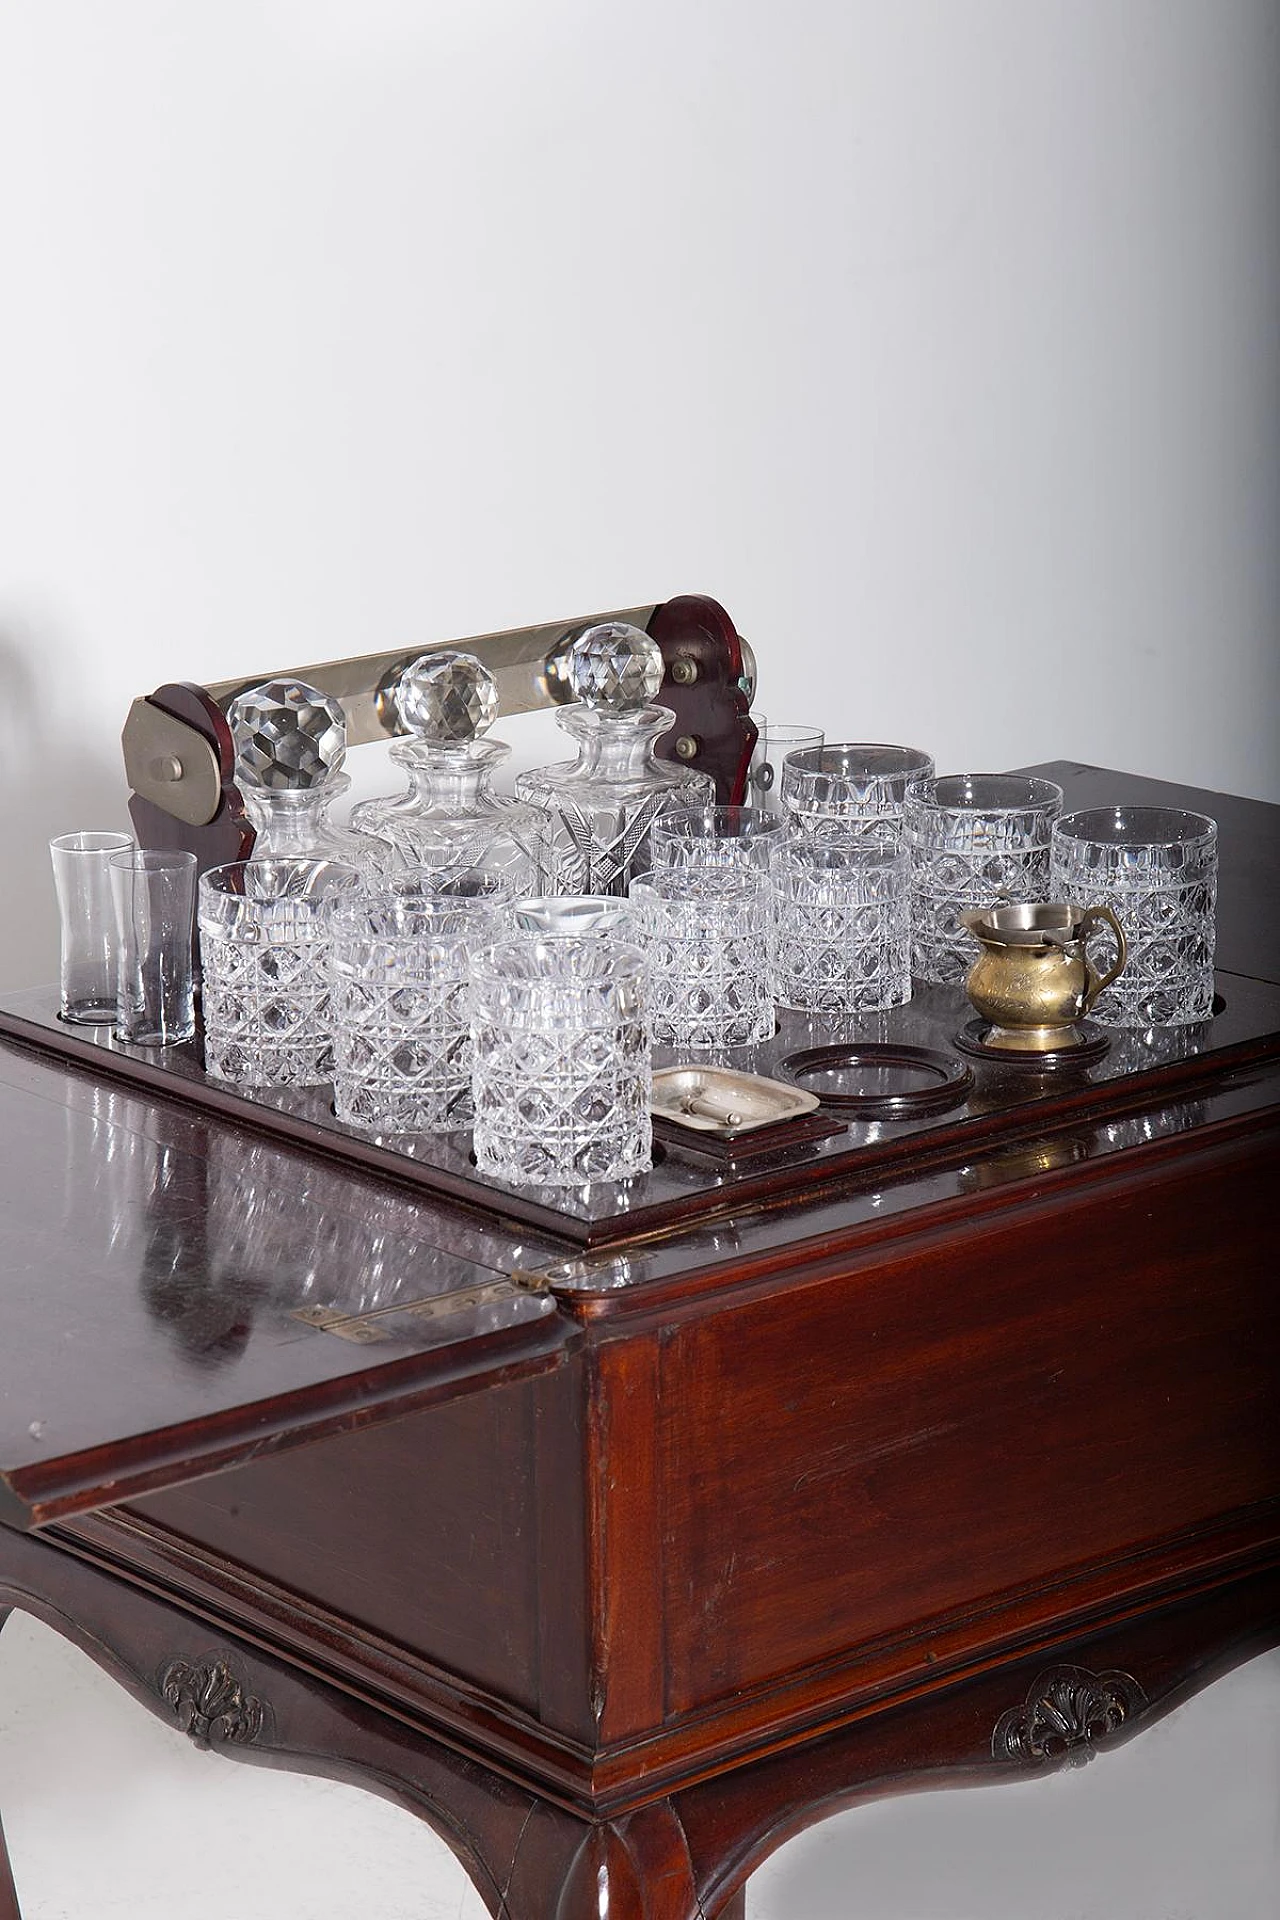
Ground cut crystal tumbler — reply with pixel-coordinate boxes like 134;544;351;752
199;858;360;1086
630;868;773;1049
1050;807;1217;1026
769;836;911;1014
905;775;1063;984
470;936;651;1187
649;805;783;880
330;872;510;1133
781;743;935;838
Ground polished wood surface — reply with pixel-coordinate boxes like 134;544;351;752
1;761;1277;1917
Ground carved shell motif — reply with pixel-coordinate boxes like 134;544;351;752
161;1656;267;1751
992;1664;1148;1770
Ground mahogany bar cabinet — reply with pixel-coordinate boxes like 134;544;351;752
0;756;1277;1918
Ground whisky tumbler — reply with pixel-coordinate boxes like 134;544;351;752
330;872;510;1133
905;774;1064;984
199;858;360;1086
1051;807;1217;1026
630;868;773;1049
470;936;651;1187
769;835;911;1014
781;743;935;838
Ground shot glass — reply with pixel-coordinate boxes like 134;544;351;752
746;718;825;818
470;935;651;1187
198;858;361;1086
905;774;1064;984
781;743;935;838
629;867;774;1048
109;849;197;1045
1051;806;1217;1026
330;871;510;1133
49;830;134;1023
769;834;911;1014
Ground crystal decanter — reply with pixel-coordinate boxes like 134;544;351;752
349;650;545;888
228;679;371;864
514;622;714;896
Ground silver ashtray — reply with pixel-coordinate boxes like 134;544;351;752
651;1065;821;1138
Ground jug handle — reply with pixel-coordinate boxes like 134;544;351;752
1078;904;1128;1013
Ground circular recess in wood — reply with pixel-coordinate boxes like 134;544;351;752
780;1043;972;1118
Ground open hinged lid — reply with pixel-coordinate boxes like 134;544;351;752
0;1034;568;1531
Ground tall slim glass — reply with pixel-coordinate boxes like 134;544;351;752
1051;807;1217;1026
109;849;197;1045
199;858;360;1086
470;936;651;1187
905;774;1064;984
746;718;824;819
49;831;134;1023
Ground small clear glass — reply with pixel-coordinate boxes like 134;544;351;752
470;936;652;1187
630;867;774;1049
1051;807;1217;1026
769;835;911;1014
781;743;935;838
109;849;197;1045
330;871;510;1133
649;805;783;880
49;831;135;1024
746;718;824;818
905;774;1064;984
198;858;361;1086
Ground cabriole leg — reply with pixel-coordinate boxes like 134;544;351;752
0;1607;23;1920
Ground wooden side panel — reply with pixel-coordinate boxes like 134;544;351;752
133;1364;591;1733
659;1130;1280;1715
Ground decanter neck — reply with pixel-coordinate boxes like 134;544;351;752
555;704;676;782
389;737;511;813
243;776;349;856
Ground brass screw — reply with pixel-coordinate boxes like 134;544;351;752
670;657;699;686
674;735;699;761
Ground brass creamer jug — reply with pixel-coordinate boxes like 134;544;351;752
960;901;1127;1051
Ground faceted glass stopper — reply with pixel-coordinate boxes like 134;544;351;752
229;679;347;791
568;622;665;712
397;650;499;743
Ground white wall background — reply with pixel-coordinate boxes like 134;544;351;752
0;1;1277;1913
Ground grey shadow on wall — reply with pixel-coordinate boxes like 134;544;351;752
0;622;129;992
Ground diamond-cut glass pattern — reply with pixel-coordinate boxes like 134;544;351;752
198;860;360;1086
906;776;1063;984
329;884;509;1134
567;623;665;711
395;651;499;743
229;681;347;791
769;839;911;1014
780;743;934;837
470;938;651;1187
630;873;772;1049
1051;808;1217;1027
